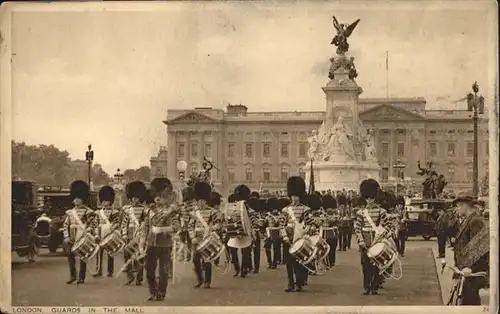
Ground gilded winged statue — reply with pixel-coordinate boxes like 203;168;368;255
330;16;360;55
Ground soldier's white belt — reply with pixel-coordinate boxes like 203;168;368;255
152;226;170;234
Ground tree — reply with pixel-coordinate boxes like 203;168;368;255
121;166;152;182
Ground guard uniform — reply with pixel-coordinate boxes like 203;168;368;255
321;195;339;266
94;185;120;277
247;196;261;274
277;198;290;264
338;195;350;251
353;179;389;295
142;177;180;301
120;181;148;285
229;185;252;278
62;180;98;284
264;197;282;269
280;176;310;292
179;187;196;262
395;196;408;256
190;182;217;288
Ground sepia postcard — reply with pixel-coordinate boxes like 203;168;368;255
0;1;498;313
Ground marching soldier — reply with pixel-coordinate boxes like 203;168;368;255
141;177;180;301
120;181;148;286
338;194;350;251
353;179;389;295
229;185;253;278
190;181;217;288
395;196;408;257
93;185;121;278
280;176;310;292
264;197;282;269
62;180;98;284
247;194;262;274
208;191;225;267
180;186;196;262
321;194;339;266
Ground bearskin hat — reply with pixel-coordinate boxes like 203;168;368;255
182;186;195;202
259;198;268;212
70;180;89;200
267;197;279;211
207;191;222;207
150;177;172;195
250;191;260;199
287;176;306;198
359;179;380;200
307;194;323;210
234;184;251;201
322;194;337;209
98;185;115;203
126;180;147;201
228;193;237;203
337;194;348;206
279;197;291;209
194;181;212;202
247;197;261;212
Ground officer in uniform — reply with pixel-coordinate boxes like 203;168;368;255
277;197;290;264
94;185;121;277
280;176;310;292
338;194;350;251
62;180;98;284
395;196;408;257
353;179;389;295
120;181;148;285
141;177;180;301
321;194;339;266
229;185;253;278
264;197;282;269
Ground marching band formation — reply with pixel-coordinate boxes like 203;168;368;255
61;171;411;300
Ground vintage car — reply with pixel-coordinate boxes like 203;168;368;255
12;180;44;262
405;198;454;240
36;186;99;252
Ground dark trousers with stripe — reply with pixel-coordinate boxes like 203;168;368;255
361;250;380;291
193;249;212;284
283;242;306;288
264;237;281;267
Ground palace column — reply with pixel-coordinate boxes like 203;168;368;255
167;131;177;178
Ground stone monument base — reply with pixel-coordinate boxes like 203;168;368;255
306;161;380;192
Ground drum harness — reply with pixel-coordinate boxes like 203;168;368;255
362;209;403;280
69;207;101;276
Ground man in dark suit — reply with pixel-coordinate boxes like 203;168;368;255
451;192;489;305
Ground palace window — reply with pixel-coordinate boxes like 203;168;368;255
381;142;389;158
263;143;271;157
281;166;289;182
466;142;473;157
298;167;306;179
429;142;437;157
227;168;235;183
228;143;235;158
263;168;271;181
466;165;473;181
281;143;289;158
245;166;253;182
447;142;456;157
448;130;455;134
191;143;198;158
397;142;405;157
448;165;455;180
204;143;212;158
298;142;307;157
177;143;185;157
245;143;253;157
381;167;389;181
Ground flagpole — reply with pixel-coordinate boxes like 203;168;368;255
386;51;389;98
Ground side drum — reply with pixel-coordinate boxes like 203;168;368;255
197;233;225;263
367;242;397;273
71;233;99;262
309;235;330;261
99;231;125;256
289;237;315;264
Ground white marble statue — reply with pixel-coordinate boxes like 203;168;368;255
364;129;377;163
333;117;356;160
307;129;320;160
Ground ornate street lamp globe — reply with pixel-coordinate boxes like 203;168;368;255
177;160;187;172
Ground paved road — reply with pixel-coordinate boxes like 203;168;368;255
12;238;442;306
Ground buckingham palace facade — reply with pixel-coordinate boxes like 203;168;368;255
160;98;489;195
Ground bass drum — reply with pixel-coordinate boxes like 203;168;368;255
225;201;252;249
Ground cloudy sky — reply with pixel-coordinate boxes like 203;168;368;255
9;1;497;174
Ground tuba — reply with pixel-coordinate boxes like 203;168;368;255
225;201;253;249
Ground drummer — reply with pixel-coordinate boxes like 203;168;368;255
208;191;225;267
229;185;253;278
120;181;148;286
277;197;290;264
264;197;282;269
247;192;262;274
190;181;219;288
321;194;339;267
93;185;121;278
62;180;99;284
353;179;389;295
280;176;310;292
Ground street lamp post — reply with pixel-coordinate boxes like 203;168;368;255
393;159;406;195
466;81;485;198
85;145;94;188
113;168;124;207
177;160;188;182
